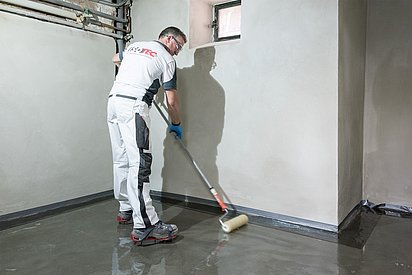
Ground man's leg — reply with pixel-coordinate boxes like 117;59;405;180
107;99;132;223
117;101;178;245
118;111;159;228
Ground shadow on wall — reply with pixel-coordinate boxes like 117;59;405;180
158;47;226;199
364;47;412;203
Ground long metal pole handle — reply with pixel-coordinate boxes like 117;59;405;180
153;101;215;192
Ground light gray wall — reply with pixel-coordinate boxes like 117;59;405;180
132;0;339;225
0;12;114;215
364;0;412;205
2;0;410;227
337;0;367;222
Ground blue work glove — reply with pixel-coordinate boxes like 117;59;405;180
168;123;182;139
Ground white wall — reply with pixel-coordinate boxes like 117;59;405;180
363;0;412;205
2;0;410;228
0;12;114;215
189;0;213;48
132;0;339;226
338;0;367;222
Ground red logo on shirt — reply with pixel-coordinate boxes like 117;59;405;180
127;46;157;57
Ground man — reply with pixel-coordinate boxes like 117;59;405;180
107;26;187;246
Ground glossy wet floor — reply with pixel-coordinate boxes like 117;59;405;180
1;199;411;274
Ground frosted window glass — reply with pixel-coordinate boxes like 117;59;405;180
218;5;241;38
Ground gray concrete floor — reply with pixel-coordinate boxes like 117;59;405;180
1;199;412;275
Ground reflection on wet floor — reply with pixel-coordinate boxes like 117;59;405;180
1;199;412;274
338;210;381;249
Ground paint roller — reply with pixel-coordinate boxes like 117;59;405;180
153;101;249;233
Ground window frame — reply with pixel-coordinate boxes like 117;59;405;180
213;0;241;42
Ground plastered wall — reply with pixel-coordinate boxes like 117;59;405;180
132;0;339;226
337;0;367;223
4;0;410;229
363;0;412;205
0;12;114;215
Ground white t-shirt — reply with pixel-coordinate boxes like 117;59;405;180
109;41;177;106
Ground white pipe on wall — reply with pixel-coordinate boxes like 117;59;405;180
0;2;123;39
1;0;77;20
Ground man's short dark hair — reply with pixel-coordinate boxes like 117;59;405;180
159;26;187;43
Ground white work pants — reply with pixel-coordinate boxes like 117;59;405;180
107;95;159;229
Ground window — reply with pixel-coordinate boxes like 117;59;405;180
189;0;241;48
213;0;241;42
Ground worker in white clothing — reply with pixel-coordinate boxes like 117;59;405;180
107;26;186;246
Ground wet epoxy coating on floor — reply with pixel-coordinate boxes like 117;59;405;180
1;199;412;274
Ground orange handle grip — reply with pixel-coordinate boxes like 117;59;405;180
210;188;228;211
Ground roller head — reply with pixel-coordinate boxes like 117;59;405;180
221;214;249;233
